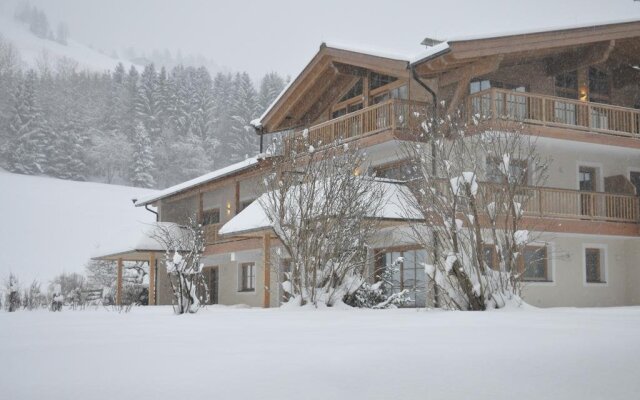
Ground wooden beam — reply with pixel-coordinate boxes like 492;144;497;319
148;252;156;305
331;61;368;77
439;55;503;87
545;40;616;76
116;258;123;306
446;68;473;116
262;232;271;308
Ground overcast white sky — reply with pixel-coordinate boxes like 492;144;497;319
2;0;639;78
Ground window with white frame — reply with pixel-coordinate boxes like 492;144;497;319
239;262;256;291
585;247;606;284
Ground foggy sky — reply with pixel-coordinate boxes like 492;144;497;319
2;0;639;78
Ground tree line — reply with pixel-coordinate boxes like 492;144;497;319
0;35;287;188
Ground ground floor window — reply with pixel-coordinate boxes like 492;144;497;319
239;263;256;292
585;247;606;284
375;247;427;307
520;246;549;282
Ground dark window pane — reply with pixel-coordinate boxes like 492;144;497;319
522;247;547;281
369;72;397;90
340;79;363;102
585;248;602;283
202;208;220;225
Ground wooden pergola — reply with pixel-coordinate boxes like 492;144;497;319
92;248;163;306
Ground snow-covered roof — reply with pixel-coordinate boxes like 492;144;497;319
91;222;185;260
409;42;451;65
133;156;268;206
252;19;640;129
440;17;640;43
251;43;413;130
218;180;422;237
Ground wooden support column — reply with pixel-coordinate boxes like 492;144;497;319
262;232;271;308
148;252;156;306
116;258;123;306
235;181;240;215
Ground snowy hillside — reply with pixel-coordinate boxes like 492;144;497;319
0;171;157;283
0;14;136;72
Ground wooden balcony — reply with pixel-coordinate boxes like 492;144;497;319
284;99;428;153
432;180;640;223
468;88;640;138
521;186;639;223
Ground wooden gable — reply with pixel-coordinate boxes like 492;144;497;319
259;45;410;134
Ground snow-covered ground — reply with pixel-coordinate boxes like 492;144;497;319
0;171;157;283
1;306;639;400
0;14;136;72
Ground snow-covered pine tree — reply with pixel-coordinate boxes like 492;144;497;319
136;64;161;140
5;70;50;175
227;72;259;161
123;66;139;141
210;72;235;162
258;72;287;113
191;66;216;153
129;122;156;188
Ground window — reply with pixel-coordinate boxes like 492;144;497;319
630;171;640;196
339;79;363;102
579;166;597;216
347;102;363;113
239;263;256;291
482;244;498;271
585;248;605;283
239;199;254;212
521;246;549;282
202;208;220;225
469;80;527;118
579;166;596;191
375;248;427;307
331;107;347;119
470;80;491;94
555;71;578;93
486;157;528;184
588;67;610;100
369;72;397;91
373;160;418;181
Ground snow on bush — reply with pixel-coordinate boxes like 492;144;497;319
150;220;206;314
399;109;549;310
261;138;385;308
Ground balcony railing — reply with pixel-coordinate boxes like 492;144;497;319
284;99;428;153
521;186;639;223
468;88;640;138
431;179;639;223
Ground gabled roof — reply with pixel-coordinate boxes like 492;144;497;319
218;179;422;237
254;44;410;134
412;20;640;76
133;155;270;207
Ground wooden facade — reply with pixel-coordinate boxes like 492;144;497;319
125;21;640;308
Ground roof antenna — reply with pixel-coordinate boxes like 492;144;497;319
421;37;443;48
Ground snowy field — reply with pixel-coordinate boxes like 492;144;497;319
1;307;639;400
0;170;156;282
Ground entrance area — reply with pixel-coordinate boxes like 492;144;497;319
376;248;427;307
201;266;219;305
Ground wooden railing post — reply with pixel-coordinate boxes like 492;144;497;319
490;88;497;119
538;188;544;216
391;100;397;131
